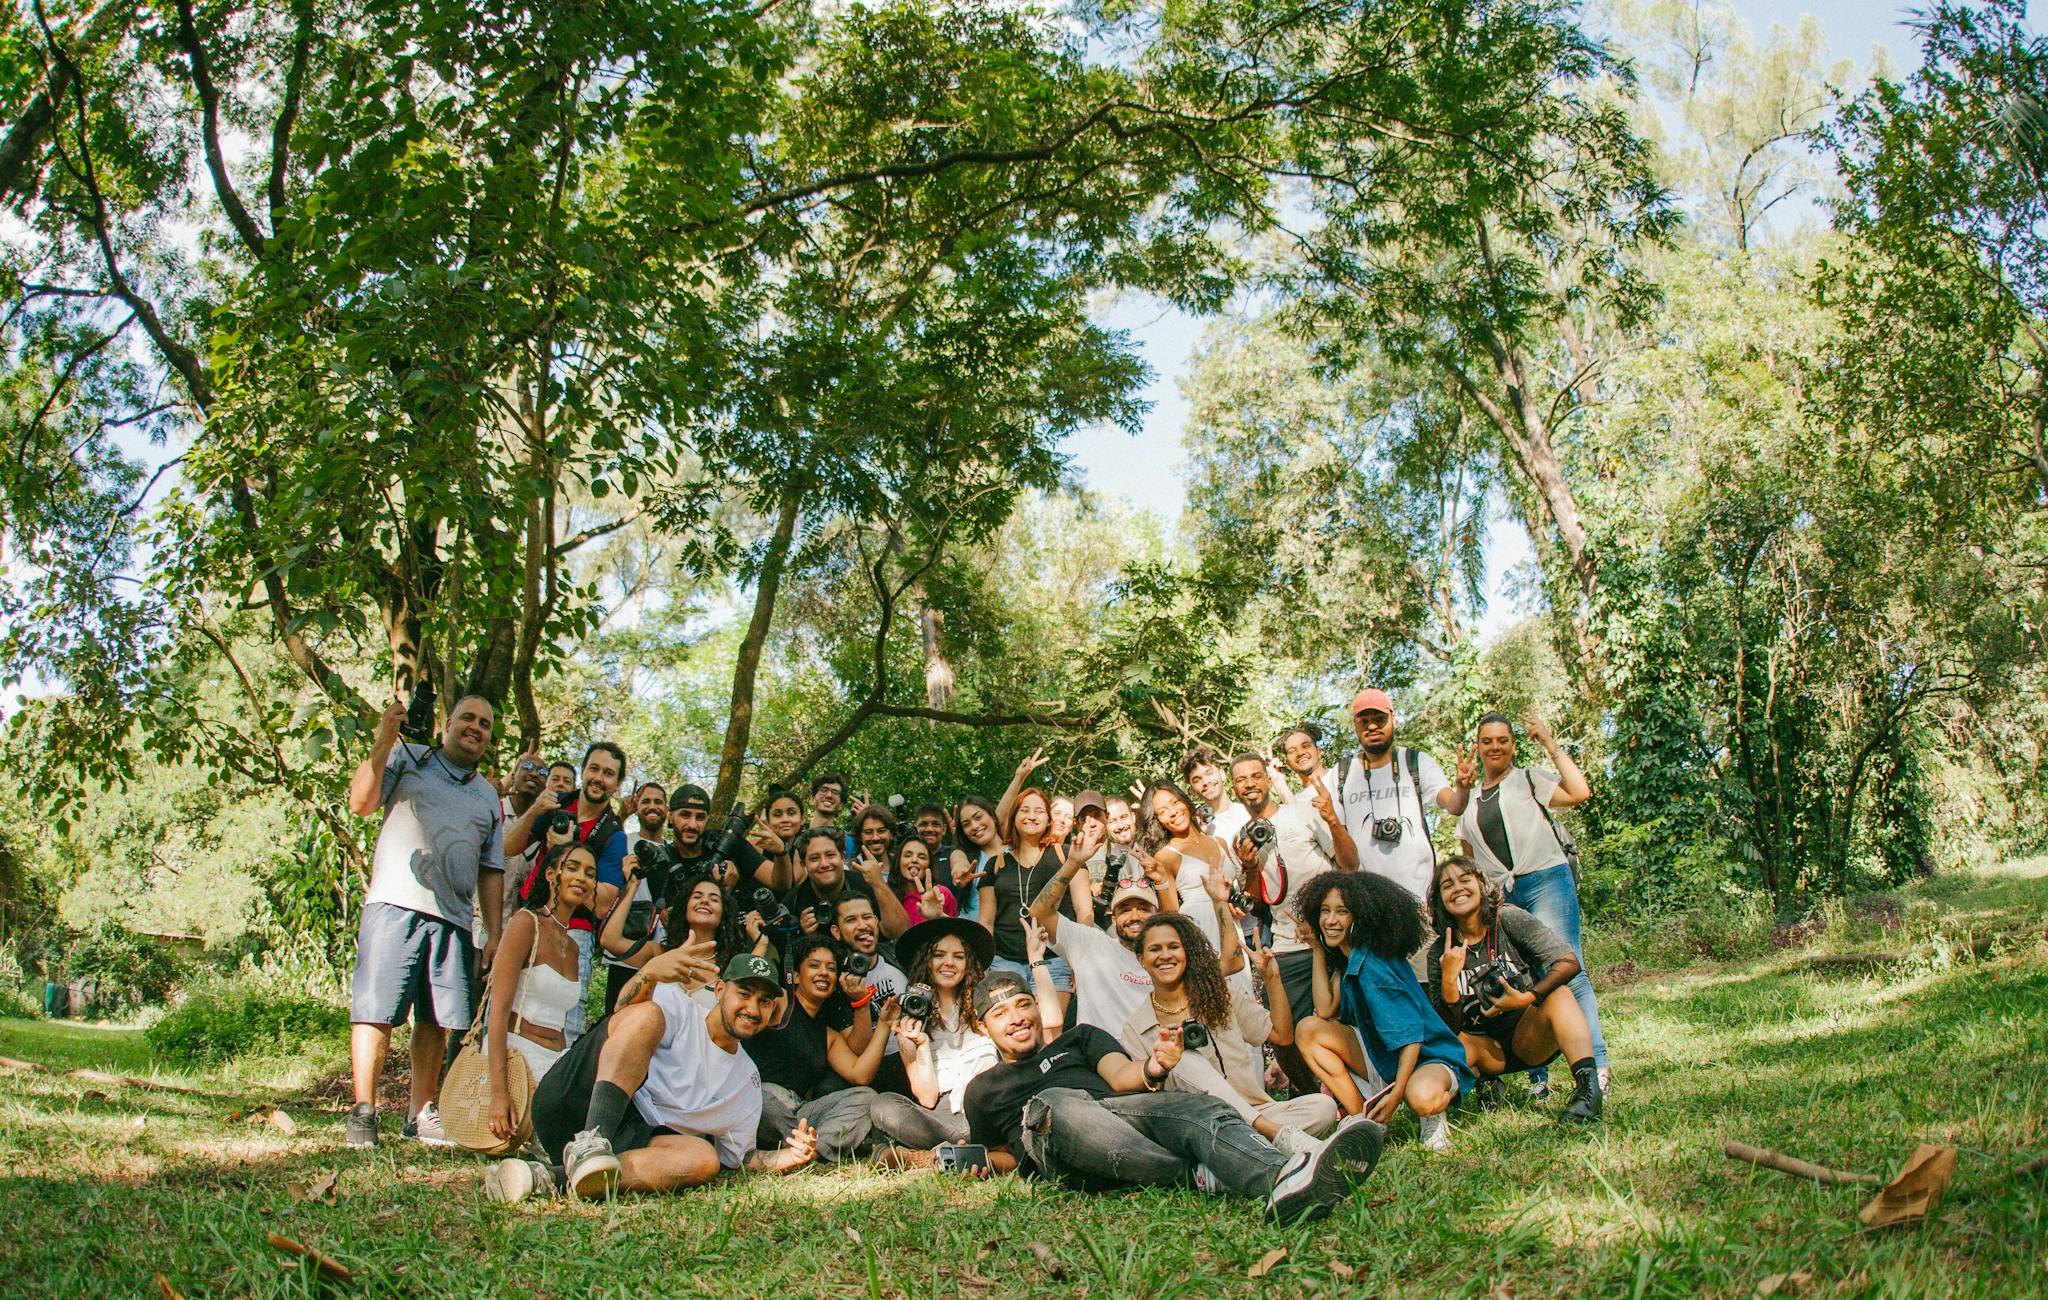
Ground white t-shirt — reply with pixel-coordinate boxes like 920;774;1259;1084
636;983;764;1168
1052;921;1152;1034
926;1015;999;1114
1457;768;1567;880
1340;749;1449;900
1208;800;1250;858
1266;779;1340;953
855;953;907;1055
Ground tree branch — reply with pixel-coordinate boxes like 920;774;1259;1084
267;0;312;224
170;0;269;258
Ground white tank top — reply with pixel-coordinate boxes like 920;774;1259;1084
513;964;582;1032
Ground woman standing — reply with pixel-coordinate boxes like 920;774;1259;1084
749;788;808;894
978;784;1086;1018
1137;780;1230;952
947;795;1004;922
1457;711;1608;1091
485;843;598;1143
869;917;999;1152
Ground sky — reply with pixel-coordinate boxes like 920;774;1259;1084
1058;0;1941;640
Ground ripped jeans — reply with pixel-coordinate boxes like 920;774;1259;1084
1016;1088;1287;1198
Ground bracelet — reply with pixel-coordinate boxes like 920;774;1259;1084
1029;959;1050;969
847;989;875;1010
1142;1062;1167;1090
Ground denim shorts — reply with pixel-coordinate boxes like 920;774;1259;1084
349;902;474;1029
989;954;1074;992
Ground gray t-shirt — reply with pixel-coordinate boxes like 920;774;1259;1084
1424;903;1574;1036
365;744;505;931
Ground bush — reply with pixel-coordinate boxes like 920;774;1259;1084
63;926;184;1011
145;979;347;1065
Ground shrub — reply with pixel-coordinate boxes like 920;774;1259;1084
145;979;346;1065
62;926;184;1011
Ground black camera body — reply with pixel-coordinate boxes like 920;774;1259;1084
709;802;754;864
400;678;437;744
533;806;577;843
1241;817;1277;850
842;949;877;979
1370;815;1403;844
811;901;839;931
899;982;934;1022
1462;957;1531;1007
1178;1019;1211;1051
1226;886;1254;915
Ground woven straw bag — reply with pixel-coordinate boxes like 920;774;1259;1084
439;929;543;1155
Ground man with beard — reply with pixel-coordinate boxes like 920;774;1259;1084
665;784;768;894
961;972;1385;1222
1339;690;1473;903
344;694;505;1149
597;781;681;1015
506;742;631;916
1181;745;1249;846
495;953;820;1201
782;828;913;941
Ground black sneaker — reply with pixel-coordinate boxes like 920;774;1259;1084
345;1102;379;1149
1264;1112;1386;1224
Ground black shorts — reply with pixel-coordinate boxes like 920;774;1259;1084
529;1013;676;1162
1275;948;1316;1022
1473;1010;1558;1075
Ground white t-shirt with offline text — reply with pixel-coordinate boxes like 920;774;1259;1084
636;982;764;1169
1340;749;1449;901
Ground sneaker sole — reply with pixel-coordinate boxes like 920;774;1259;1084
1267;1115;1385;1224
345;1134;379;1150
484;1161;534;1204
569;1154;621;1199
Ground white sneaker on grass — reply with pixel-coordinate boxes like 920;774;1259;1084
564;1128;621;1200
1272;1126;1321;1159
1264;1113;1386;1225
483;1159;559;1204
1419;1111;1451;1154
410;1102;454;1148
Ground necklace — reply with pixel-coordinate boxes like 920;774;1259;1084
1478;779;1504;802
1150;992;1189;1019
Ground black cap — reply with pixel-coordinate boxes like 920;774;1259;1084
971;971;1032;1021
668;784;711;812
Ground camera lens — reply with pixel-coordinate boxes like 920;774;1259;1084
900;982;934;1021
843;950;876;978
1180;1019;1210;1051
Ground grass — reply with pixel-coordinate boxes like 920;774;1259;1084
2;859;2045;1298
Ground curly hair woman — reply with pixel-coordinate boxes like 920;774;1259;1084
1120;912;1338;1155
1293;870;1473;1152
868;917;999;1154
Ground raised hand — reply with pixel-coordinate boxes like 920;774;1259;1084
1455;744;1478;790
1247;927;1277;981
1202;862;1233;907
848;790;871;821
1150;1025;1184;1075
893;1017;928;1054
742;911;766;942
1308;774;1337;825
1440;929;1468;980
375;698;407;748
1068;817;1104;865
839;970;869;1000
1521;711;1554;747
748;825;785;856
1132;841;1167;888
1022;912;1052;966
1016;747;1050;781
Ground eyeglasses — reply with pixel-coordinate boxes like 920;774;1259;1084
518;761;545;774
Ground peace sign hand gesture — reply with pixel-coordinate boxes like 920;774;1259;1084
1015;747;1050;781
1455;745;1478;791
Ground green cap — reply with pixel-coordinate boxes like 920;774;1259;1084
720;953;781;989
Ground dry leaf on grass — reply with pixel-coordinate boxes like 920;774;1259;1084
69;1068;125;1086
1755;1270;1812;1296
1247;1247;1287;1279
0;1055;40;1072
1858;1144;1957;1228
1328;1259;1355;1280
266;1232;353;1282
155;1272;184;1300
288;1171;339;1204
79;1090;108;1103
268;1110;298;1137
1025;1241;1067;1280
1491;1282;1516;1300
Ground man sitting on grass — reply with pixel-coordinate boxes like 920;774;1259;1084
486;952;817;1202
960;971;1387;1224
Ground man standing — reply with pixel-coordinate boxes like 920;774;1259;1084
781;828;913;941
600;781;678;1015
507;742;631;914
961;972;1385;1222
1181;745;1248;846
499;953;820;1201
344;693;505;1149
1338;689;1473;902
809;773;848;830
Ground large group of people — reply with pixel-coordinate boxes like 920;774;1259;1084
341;683;1609;1224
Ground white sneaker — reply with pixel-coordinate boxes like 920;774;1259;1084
1526;1078;1552;1101
563;1128;621;1200
411;1102;454;1148
1598;1066;1611;1092
1272;1126;1321;1159
1264;1112;1386;1224
483;1159;559;1204
1191;1163;1224;1196
1419;1111;1451;1154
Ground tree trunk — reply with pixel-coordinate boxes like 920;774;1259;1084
711;491;802;812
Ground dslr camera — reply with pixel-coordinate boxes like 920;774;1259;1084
708;802;754;864
1177;1019;1211;1051
841;949;877;979
737;883;796;933
399;678;437;744
899;982;935;1022
1370;815;1403;844
1461;956;1531;1007
1241;817;1277;851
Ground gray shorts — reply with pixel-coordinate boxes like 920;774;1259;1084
350;902;473;1030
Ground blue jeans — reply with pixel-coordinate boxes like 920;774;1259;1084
989;954;1074;992
1507;863;1609;1075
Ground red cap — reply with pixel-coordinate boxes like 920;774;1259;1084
1350;688;1395;717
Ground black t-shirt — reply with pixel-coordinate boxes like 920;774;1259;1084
742;991;855;1097
781;873;877;927
963;1025;1127;1172
985;848;1077;963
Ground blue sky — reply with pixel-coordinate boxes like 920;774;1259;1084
1059;1;1941;637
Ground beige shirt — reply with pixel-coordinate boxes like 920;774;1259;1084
1118;984;1274;1110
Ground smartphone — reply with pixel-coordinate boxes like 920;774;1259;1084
1362;1080;1398;1114
936;1143;991;1174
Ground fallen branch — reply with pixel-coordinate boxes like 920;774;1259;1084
1723;1140;1880;1186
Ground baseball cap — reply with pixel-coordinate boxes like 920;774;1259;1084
972;971;1033;1020
719;953;781;989
1110;881;1159;912
1071;788;1108;818
1350;688;1395;717
668;784;712;812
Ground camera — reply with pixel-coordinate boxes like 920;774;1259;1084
1178;1019;1210;1051
1371;815;1403;844
899;982;934;1022
534;807;577;843
400;677;437;744
709;802;754;864
1241;817;1276;851
811;901;839;931
1462;957;1530;1006
842;949;877;979
1226;886;1254;914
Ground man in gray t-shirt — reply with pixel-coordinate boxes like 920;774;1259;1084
343;692;504;1149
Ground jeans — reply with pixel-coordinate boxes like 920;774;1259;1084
1507;862;1609;1074
1017;1088;1287;1198
989;954;1074;992
869;1092;971;1147
758;1082;876;1162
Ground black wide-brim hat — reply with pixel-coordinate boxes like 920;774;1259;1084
896;915;995;973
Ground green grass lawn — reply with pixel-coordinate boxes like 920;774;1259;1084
2;860;2045;1298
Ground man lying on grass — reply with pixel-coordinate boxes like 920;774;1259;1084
960;971;1387;1224
484;952;818;1202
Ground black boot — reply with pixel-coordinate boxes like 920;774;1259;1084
1560;1058;1602;1124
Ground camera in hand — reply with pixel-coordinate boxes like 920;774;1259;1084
1370;815;1403;844
738;883;797;932
1178;1018;1211;1051
400;678;437;744
709;802;754;863
811;901;838;931
842;949;877;979
1226;885;1254;914
1462;956;1531;1007
534;806;577;842
1241;817;1276;850
899;982;934;1021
